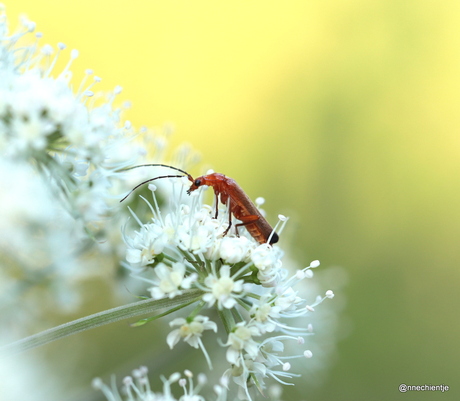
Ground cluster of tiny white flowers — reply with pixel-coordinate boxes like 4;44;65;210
123;177;334;400
0;8;140;228
93;367;229;401
93;366;285;401
0;9;125;320
0;9;198;328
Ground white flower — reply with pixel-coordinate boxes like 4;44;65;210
222;355;267;401
177;223;215;253
149;262;194;299
256;336;305;386
251;244;282;269
202;265;244;309
225;322;261;366
249;295;281;333
166;315;217;368
167;315;217;349
274;287;302;312
125;223;167;268
218;236;252;264
250;244;284;286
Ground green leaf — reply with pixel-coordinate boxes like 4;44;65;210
0;289;203;356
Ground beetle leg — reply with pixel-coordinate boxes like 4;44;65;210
222;199;233;237
214;193;219;219
234;215;259;237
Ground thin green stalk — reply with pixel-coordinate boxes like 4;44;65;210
0;289;203;357
218;307;236;334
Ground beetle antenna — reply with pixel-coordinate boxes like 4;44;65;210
121;164;193;180
120;174;186;203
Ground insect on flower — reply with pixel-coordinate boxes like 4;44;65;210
120;164;279;245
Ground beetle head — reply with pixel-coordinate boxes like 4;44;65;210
187;177;203;195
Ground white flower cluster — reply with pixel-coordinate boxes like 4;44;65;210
0;8;140;227
0;9;199;327
124;177;334;400
93;366;284;401
93;367;228;401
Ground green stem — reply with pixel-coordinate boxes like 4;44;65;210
163;253;178;263
0;289;203;356
218;308;236;334
189;300;206;320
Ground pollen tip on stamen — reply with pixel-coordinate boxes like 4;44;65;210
278;214;288;221
122;376;133;386
84;90;94;97
304;350;313;358
57;42;66;50
70;49;79;59
304;270;314;278
255;197;265;206
94;76;102;82
307;323;313;332
24;20;36;32
114;85;123;94
325;290;335;299
306;305;315;312
169;372;181;382
198;373;207;385
282;362;291;371
35;32;43;38
295;270;305;280
184;369;193;378
179;378;187;387
85;69;93;75
91;378;103;389
41;44;53;55
297;336;305;344
310;260;320;268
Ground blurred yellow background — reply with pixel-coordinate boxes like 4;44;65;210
5;0;460;400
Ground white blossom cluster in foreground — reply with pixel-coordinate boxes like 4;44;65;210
0;7;143;327
93;366;285;401
93;367;229;401
123;174;334;400
0;7;196;331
